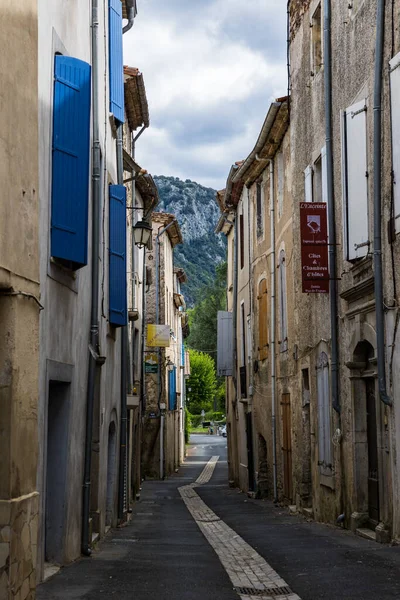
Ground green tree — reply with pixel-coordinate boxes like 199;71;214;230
187;261;227;358
186;350;217;415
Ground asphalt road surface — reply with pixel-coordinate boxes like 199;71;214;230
38;434;400;600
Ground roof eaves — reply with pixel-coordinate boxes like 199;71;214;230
124;66;150;131
152;212;183;247
232;99;289;187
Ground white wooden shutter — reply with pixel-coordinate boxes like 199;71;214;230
217;311;233;376
390;52;400;232
304;165;313;202
317;352;332;475
345;99;369;260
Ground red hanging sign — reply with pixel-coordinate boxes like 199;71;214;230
300;203;329;293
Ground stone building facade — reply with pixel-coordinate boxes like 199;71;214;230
218;0;400;544
142;213;188;479
0;2;40;597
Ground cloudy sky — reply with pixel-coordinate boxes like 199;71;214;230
124;0;287;190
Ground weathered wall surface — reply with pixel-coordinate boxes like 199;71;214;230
37;0;124;579
0;2;40;597
143;219;183;478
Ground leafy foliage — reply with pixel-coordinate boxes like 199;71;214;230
186;261;227;357
186;350;217;415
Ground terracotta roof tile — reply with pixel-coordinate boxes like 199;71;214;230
124;66;150;130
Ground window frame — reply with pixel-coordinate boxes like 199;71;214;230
317;351;333;478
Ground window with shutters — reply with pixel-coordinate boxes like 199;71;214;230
109;0;124;123
304;148;327;204
51;55;91;269
317;352;332;476
342;99;369;260
312;156;322;203
258;279;268;361
311;4;322;75
217;311;233;377
256;181;264;238
390;52;400;233
278;249;288;352
109;184;127;327
240;302;247;397
168;366;177;410
239;213;244;270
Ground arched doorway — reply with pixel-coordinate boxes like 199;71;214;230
106;421;117;527
351;340;379;527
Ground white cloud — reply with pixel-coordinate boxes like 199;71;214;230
124;0;287;189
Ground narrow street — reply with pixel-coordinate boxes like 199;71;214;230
37;435;400;600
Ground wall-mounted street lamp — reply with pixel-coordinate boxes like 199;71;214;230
133;219;152;248
166;358;174;371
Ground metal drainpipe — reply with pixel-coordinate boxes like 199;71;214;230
270;161;278;502
323;0;340;415
123;0;135;34
374;0;392;406
156;220;176;479
117;122;128;521
82;0;103;556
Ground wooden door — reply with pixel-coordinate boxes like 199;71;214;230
281;393;293;502
366;379;379;524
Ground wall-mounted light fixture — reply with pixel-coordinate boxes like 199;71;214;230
133;219;152;248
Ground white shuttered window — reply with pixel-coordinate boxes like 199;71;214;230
343;99;369;260
390;52;400;233
304;165;313;202
317;352;332;476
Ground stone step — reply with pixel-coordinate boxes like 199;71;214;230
356;527;376;542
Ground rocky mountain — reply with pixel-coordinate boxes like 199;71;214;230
154;175;226;307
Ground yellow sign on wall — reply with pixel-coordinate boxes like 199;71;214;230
147;324;170;348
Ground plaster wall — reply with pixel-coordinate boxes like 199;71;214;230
37;0;123;577
0;2;40;597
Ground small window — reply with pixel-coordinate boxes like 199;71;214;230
317;352;332;476
239;213;244;270
312;156;322;203
302;368;310;406
304;148;327;204
256;181;264;238
312;4;322;75
258;279;268;361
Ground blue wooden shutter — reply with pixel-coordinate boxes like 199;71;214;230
169;367;177;410
109;184;127;326
109;0;124;123
51;55;91;268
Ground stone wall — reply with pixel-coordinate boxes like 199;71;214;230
0;493;39;600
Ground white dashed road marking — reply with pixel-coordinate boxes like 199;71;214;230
179;457;301;600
